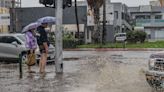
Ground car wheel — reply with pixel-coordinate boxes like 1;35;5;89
37;60;40;65
21;53;27;64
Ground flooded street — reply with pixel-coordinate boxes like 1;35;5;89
0;51;159;92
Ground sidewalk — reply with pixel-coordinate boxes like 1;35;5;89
64;48;164;51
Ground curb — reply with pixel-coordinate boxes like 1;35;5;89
64;48;164;51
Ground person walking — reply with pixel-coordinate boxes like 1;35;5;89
36;23;49;74
25;28;37;73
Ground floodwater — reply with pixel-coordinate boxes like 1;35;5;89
0;51;159;92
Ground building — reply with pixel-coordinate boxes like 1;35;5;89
129;5;164;40
12;0;132;43
0;0;21;33
0;7;10;33
150;1;161;6
0;0;21;8
111;3;132;33
72;1;88;6
86;1;132;43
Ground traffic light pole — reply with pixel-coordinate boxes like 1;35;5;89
55;0;63;73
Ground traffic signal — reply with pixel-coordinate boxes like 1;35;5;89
63;0;72;9
39;0;55;7
39;0;72;9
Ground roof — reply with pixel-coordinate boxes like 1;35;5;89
129;5;164;13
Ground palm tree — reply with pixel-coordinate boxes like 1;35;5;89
87;0;103;43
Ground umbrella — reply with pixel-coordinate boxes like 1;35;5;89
22;22;40;33
37;16;56;24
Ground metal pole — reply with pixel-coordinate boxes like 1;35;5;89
75;0;80;44
19;54;23;79
102;0;106;44
55;0;63;73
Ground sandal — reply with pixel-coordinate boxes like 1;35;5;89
28;71;36;73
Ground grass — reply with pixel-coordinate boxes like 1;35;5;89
77;41;164;48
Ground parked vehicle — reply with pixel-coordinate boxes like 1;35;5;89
0;33;55;63
0;34;28;62
146;51;164;90
114;33;127;42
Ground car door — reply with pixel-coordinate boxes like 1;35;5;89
0;36;21;59
0;36;9;58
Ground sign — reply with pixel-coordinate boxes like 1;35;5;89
0;14;10;25
115;33;127;42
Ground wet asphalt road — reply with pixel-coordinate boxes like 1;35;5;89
0;51;159;92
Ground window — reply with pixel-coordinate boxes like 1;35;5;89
87;30;89;39
155;15;162;19
135;15;148;19
5;36;21;44
145;15;150;19
122;12;126;19
114;11;118;19
0;37;5;43
0;36;21;44
17;35;26;42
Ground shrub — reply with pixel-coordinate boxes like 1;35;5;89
63;32;77;48
127;31;147;43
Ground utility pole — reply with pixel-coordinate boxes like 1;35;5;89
102;0;106;44
55;0;63;73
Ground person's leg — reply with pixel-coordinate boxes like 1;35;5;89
39;52;47;73
28;66;31;72
27;50;32;72
39;53;44;73
39;46;48;73
42;53;47;73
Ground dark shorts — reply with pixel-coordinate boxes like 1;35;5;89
39;45;46;53
27;50;35;55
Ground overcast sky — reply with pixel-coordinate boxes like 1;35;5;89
21;0;154;7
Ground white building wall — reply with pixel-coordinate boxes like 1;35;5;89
87;0;112;26
150;1;161;6
99;0;114;25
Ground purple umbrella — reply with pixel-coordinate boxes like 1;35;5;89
22;22;40;33
37;16;56;24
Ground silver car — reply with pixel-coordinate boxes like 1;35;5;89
0;33;55;63
146;51;164;90
0;33;27;62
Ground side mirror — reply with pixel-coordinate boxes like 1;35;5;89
11;41;18;47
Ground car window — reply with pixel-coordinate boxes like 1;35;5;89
17;35;26;42
2;36;21;44
0;36;6;43
7;36;21;44
115;34;126;37
120;34;126;36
